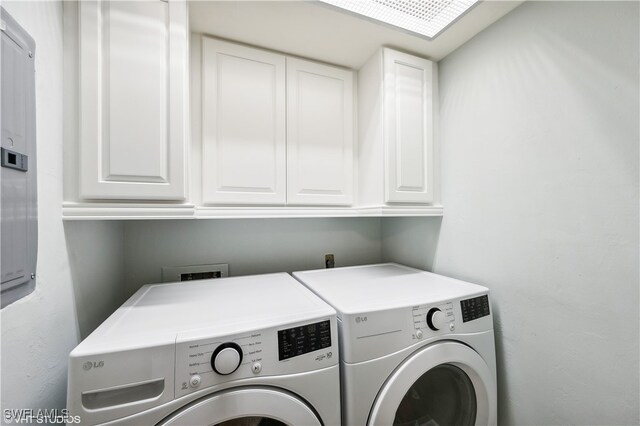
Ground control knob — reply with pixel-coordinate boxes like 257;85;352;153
211;342;243;375
426;308;447;331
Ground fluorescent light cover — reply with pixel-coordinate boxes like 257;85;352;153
319;0;479;40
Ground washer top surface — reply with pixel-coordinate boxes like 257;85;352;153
74;273;335;355
293;263;489;316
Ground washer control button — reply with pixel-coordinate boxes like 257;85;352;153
252;362;262;374
415;329;423;339
189;375;201;388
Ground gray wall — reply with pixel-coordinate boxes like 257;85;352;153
64;222;127;340
0;1;126;418
384;1;639;424
123;218;382;295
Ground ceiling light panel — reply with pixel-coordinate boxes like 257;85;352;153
319;0;479;40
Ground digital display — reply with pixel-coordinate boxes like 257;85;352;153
278;320;331;361
461;295;490;323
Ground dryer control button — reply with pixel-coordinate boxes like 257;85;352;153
427;308;446;331
189;375;201;388
415;329;423;339
212;342;243;375
252;362;262;374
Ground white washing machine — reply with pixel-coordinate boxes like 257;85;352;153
293;263;497;426
67;273;341;425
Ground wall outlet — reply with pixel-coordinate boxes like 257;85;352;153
325;254;335;269
162;263;229;283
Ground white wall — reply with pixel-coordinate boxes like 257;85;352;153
0;1;74;414
2;1;637;423
124;218;382;295
383;1;639;424
0;1;126;418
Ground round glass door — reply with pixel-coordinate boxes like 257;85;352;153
393;364;476;426
368;341;496;426
159;388;321;426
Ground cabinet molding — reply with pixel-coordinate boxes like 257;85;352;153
62;203;443;220
201;37;286;205
79;0;187;200
286;58;354;206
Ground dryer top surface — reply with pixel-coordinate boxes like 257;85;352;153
293;263;488;315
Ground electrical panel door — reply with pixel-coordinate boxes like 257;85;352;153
1;7;38;308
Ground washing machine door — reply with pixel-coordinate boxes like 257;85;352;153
158;387;322;426
368;341;496;426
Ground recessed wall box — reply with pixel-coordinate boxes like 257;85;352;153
162;264;229;283
1;7;38;309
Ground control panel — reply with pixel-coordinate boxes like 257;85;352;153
174;317;337;398
337;293;492;364
410;294;492;342
278;320;331;361
461;294;490;322
412;302;455;339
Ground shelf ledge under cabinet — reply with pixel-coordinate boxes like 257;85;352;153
62;203;443;220
62;202;197;220
364;206;444;217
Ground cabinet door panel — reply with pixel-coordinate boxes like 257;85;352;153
201;38;286;205
106;1;166;180
79;0;187;200
384;49;434;203
287;58;353;206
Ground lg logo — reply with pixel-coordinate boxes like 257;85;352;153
83;361;104;371
355;316;367;324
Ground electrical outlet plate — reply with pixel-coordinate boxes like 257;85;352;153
325;254;335;269
162;264;229;283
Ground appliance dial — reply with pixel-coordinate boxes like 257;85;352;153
211;342;243;375
427;308;446;331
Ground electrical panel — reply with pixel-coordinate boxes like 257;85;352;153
1;7;37;308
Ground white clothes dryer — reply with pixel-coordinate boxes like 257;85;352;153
293;263;497;426
67;273;340;426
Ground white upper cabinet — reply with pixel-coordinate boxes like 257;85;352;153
200;37;354;207
287;58;354;206
78;0;188;200
201;38;286;205
65;12;441;218
384;49;434;203
359;48;438;207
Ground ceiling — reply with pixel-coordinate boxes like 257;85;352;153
189;0;524;69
